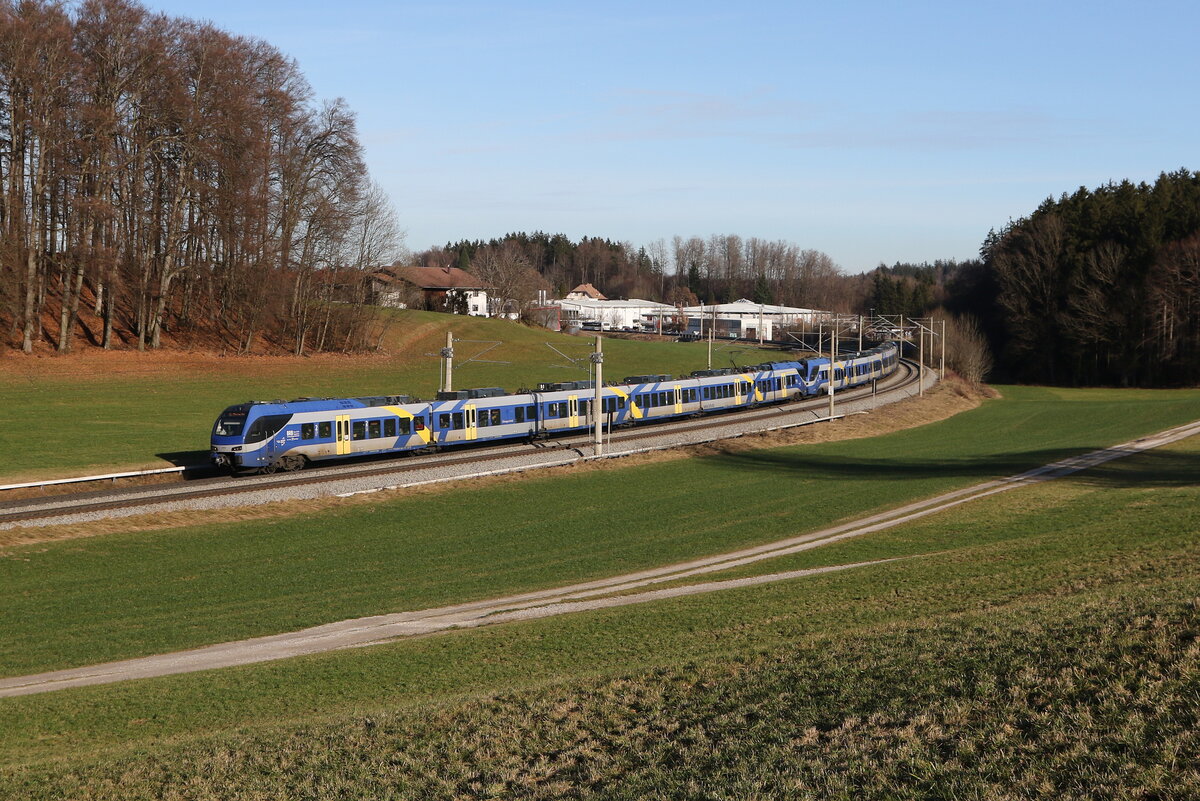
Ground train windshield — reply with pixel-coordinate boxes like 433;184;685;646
213;405;252;436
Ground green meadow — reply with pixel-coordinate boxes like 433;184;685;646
0;413;1196;796
2;386;1198;681
0;311;780;482
0;383;1198;795
3;315;1200;794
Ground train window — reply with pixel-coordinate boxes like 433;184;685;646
415;417;425;431
546;404;557;418
660;391;669;405
319;421;332;438
453;412;464;429
618;397;626;409
515;406;525;423
245;414;292;443
301;423;315;440
399;418;411;435
368;420;381;439
352;421;366;440
439;413;451;428
384;419;396;438
557;402;568;417
526;405;536;419
478;411;489;427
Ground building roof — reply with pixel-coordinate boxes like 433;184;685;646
567;283;607;300
679;299;821;316
379;265;488;290
554;297;673;310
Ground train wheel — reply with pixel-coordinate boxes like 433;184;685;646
280;455;306;472
259;462;277;475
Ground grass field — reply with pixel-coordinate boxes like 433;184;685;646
2;385;1198;681
0;311;780;482
0;385;1199;795
0;433;1197;796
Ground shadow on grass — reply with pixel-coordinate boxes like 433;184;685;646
156;450;219;478
701;447;1200;489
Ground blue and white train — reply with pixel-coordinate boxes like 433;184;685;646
210;341;900;474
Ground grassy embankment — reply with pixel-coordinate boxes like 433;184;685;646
0;310;778;482
0;386;1197;797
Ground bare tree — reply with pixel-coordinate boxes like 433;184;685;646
471;240;549;319
942;312;993;385
0;0;76;352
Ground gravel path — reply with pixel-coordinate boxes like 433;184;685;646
2;413;1196;698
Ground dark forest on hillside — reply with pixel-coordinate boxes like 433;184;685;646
978;170;1200;387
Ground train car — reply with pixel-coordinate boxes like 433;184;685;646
802;341;900;397
211;340;904;473
620;374;700;423
428;388;537;447
211;395;431;473
692;368;756;413
749;362;805;403
531;380;596;435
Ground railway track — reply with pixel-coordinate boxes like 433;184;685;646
0;360;924;529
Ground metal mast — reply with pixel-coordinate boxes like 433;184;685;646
591;336;604;456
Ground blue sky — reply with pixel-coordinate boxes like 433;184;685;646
146;1;1199;272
